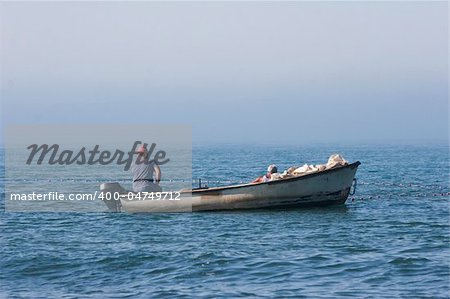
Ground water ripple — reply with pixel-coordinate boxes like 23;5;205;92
1;145;449;298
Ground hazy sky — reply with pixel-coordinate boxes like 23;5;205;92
1;1;448;145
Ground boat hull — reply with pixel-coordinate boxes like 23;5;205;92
191;162;359;211
100;162;360;212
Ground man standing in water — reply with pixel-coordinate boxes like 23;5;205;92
131;145;162;192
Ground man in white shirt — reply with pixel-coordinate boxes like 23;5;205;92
131;145;162;192
251;164;278;184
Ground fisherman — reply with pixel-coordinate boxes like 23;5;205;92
131;145;162;192
252;164;278;183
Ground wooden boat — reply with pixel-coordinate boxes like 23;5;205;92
100;161;360;212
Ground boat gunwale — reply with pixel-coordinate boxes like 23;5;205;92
189;161;361;194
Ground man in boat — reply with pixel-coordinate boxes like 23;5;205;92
131;145;162;192
252;164;278;184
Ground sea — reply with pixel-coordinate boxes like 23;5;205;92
1;144;449;298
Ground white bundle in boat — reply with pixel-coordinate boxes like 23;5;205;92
326;154;348;169
269;154;348;180
292;164;325;175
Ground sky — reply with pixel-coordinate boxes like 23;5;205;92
0;1;448;145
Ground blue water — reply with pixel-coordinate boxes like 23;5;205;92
1;144;449;298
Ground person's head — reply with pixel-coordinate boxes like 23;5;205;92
267;164;278;174
136;145;148;158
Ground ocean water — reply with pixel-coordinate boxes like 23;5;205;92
1;144;449;298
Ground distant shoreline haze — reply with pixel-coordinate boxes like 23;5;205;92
0;2;448;148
